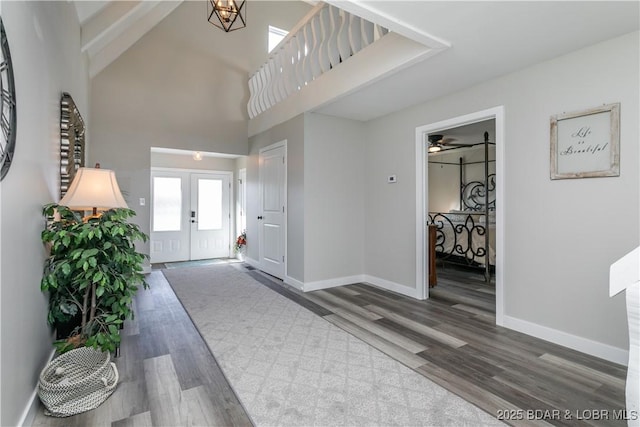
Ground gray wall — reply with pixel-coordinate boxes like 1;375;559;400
248;115;305;282
304;113;366;283
90;3;250;263
364;31;639;351
0;2;89;425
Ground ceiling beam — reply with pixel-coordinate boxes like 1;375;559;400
82;1;184;78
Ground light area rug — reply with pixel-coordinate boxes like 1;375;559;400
162;265;504;427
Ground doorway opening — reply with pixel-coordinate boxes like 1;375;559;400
150;169;232;263
416;106;505;325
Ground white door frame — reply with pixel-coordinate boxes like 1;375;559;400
415;106;505;326
150;167;234;261
237;168;247;237
258;140;287;279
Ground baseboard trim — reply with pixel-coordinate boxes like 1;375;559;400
244;257;260;269
363;274;421;299
303;275;366;292
18;347;56;426
503;315;628;366
284;275;304;291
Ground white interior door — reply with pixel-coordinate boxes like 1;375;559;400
151;169;232;263
190;173;231;260
150;171;190;263
259;142;286;278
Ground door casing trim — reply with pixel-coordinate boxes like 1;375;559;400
415;106;505;326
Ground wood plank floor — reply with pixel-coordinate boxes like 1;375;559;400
32;269;253;427
33;263;627;427
252;265;627;427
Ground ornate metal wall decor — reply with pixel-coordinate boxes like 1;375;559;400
60;93;85;198
0;17;17;181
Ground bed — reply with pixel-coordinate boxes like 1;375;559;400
428;138;496;283
428;209;495;267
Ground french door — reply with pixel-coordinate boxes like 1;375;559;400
151;169;231;263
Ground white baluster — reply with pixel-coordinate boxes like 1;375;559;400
274;51;287;103
361;20;374;48
309;15;323;79
247;73;258;118
327;5;341;68
317;7;331;73
302;23;314;83
255;67;267;114
348;14;362;55
296;30;308;87
258;65;271;110
337;9;351;62
265;59;277;107
282;40;295;96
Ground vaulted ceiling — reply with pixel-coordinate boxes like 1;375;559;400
75;1;639;122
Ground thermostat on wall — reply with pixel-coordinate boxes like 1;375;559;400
388;175;397;183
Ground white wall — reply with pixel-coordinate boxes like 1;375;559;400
0;2;89;425
365;31;639;356
304;113;366;284
151;152;238;172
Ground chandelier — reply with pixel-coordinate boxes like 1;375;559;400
208;0;246;32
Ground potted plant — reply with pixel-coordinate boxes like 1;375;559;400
41;203;149;353
234;230;246;260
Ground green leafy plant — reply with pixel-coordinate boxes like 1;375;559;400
41;203;149;353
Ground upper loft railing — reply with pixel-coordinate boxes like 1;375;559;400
247;3;389;119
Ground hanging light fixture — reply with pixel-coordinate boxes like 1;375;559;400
208;0;246;32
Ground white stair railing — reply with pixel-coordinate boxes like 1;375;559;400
247;3;388;119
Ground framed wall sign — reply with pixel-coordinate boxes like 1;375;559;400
550;103;620;179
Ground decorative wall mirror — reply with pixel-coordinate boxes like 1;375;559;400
60;93;85;197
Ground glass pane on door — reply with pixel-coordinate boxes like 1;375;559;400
198;178;222;230
153;177;182;232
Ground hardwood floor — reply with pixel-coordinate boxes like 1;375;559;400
33;270;253;427
268;266;627;427
34;263;627;427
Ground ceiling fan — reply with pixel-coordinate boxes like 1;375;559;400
427;134;465;153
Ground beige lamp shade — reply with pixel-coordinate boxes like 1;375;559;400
59;167;128;210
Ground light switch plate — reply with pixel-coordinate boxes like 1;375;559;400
139;198;145;206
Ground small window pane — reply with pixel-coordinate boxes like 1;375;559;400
268;25;288;53
153;177;182;232
198;179;222;230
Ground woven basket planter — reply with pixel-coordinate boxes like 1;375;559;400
38;347;118;417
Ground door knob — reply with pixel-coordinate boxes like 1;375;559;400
257;216;263;220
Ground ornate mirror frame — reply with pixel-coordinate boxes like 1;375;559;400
60;92;85;197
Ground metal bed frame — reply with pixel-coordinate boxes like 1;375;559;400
428;132;496;283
